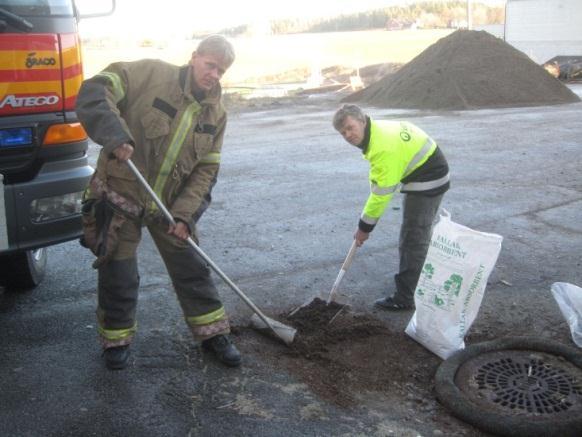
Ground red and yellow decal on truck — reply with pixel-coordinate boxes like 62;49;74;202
0;32;83;116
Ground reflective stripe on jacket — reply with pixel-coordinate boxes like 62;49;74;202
360;120;449;231
76;59;226;224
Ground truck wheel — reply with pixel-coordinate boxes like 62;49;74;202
0;248;48;290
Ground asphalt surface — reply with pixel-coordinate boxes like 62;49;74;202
1;85;581;437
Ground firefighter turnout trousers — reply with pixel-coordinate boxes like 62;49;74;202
97;216;229;349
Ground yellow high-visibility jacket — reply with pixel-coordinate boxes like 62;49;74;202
359;119;449;232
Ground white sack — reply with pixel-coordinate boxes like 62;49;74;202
551;282;582;348
405;210;503;359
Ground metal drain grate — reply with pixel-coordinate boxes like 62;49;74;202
455;350;582;417
436;338;582;436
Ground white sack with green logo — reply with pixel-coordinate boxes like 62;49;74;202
405;210;503;359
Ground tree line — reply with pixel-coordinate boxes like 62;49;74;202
216;1;504;37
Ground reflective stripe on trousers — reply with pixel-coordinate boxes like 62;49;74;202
97;216;229;346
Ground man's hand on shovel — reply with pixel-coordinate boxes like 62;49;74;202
168;221;190;240
354;228;369;247
112;142;134;162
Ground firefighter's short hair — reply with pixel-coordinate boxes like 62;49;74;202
197;35;235;68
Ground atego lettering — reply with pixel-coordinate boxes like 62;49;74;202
0;94;60;109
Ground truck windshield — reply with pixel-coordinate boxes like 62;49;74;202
0;0;73;17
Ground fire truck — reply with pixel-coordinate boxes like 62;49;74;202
0;0;114;288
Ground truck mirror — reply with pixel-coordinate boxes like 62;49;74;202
75;0;115;20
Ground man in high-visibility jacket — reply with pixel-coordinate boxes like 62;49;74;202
76;35;241;369
333;104;450;310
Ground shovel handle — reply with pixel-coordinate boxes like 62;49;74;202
327;239;358;304
125;159;278;334
341;239;358;271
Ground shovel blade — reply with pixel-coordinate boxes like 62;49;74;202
250;314;296;345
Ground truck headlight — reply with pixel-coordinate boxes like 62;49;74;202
30;191;84;224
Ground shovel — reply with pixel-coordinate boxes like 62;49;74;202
289;239;358;316
326;239;357;304
126;159;296;346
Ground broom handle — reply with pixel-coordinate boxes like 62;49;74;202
126;159;276;332
327;239;358;304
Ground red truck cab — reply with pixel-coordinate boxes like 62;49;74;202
0;0;114;288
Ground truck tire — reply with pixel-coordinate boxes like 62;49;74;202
0;248;47;290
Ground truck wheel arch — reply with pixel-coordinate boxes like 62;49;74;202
0;248;48;290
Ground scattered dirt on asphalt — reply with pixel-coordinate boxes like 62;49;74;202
343;29;581;110
233;286;575;436
284;298;435;408
237;298;442;408
233;298;493;435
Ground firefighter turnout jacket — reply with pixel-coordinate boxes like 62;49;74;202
358;118;450;233
76;59;226;224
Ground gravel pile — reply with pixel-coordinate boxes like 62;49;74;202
343;30;580;110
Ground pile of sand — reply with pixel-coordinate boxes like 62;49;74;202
343;30;581;110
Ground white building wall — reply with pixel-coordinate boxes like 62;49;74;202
505;0;582;63
475;24;505;39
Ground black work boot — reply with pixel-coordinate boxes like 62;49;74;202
103;345;130;370
202;335;241;367
374;296;414;311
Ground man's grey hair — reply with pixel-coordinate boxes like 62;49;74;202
197;35;235;68
332;104;366;131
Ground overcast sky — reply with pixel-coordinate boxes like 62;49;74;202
78;0;506;38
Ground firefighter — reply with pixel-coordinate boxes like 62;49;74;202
332;104;450;310
76;35;241;369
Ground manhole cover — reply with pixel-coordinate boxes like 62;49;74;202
456;350;582;415
435;337;582;437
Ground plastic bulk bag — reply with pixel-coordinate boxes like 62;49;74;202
551;282;582;348
405;210;503;359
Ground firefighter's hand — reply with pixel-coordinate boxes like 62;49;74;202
168;221;190;240
112;143;134;162
354;229;369;247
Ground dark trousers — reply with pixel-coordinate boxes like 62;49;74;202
393;193;444;304
97;217;227;347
